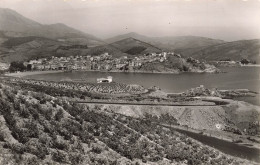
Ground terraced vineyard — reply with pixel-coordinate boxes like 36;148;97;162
0;82;255;164
7;78;147;94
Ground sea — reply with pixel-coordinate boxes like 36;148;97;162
25;66;260;105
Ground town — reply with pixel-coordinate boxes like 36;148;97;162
22;52;171;72
0;52;255;74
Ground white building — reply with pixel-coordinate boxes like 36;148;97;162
97;76;113;83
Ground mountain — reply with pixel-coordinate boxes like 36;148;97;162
106;32;260;63
105;32;225;50
0;8;106;62
175;39;260;63
1;8;258;64
0;8;103;46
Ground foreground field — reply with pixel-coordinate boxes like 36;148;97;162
0;82;256;164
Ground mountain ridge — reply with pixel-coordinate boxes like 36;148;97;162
105;32;225;50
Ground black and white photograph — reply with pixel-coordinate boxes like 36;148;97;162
0;0;259;164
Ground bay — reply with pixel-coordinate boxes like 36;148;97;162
25;66;260;105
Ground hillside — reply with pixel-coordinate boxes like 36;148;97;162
105;101;260;135
175;39;260;63
0;36;128;62
0;80;254;164
109;37;162;56
0;36;103;63
86;44;128;58
153;36;224;50
105;32;225;50
83;37;162;58
0;36;65;62
0;8;102;46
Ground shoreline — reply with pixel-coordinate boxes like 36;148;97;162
4;69;220;78
162;124;260;163
166;124;260;150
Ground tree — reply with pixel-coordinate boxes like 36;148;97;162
27;64;32;71
55;109;64;121
9;61;26;72
240;59;250;65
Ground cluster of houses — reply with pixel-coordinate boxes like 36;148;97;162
0;62;10;71
22;52;174;72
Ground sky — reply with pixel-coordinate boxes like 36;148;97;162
0;0;260;41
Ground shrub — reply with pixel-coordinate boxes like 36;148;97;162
55;109;64;121
11;143;26;154
69;153;83;165
91;146;102;154
27;144;49;159
52;151;66;163
39;99;46;104
52;140;69;151
20;108;30;118
80;95;85;100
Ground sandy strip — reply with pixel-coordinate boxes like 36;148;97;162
4;70;64;78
